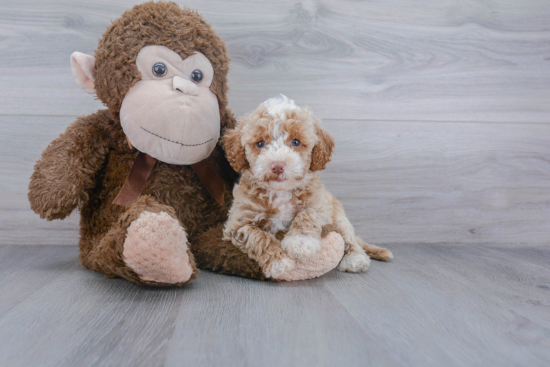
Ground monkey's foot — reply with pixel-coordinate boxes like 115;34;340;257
123;211;194;284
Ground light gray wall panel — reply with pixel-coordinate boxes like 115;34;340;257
2;115;549;245
1;0;549;246
0;0;549;122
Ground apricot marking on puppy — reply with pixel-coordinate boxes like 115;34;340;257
222;95;393;279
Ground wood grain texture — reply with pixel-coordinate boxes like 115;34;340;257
0;0;549;122
0;244;549;367
3;115;549;246
323;119;550;245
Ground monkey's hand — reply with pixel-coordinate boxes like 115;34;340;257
281;234;322;259
283;208;324;258
29;111;111;220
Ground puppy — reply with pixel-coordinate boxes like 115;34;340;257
222;95;393;279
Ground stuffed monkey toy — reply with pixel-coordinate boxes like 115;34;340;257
28;1;345;286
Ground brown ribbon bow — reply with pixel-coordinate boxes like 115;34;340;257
112;151;225;207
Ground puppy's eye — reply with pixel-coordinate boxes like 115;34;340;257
291;139;301;147
256;141;265;149
152;62;167;77
190;69;203;83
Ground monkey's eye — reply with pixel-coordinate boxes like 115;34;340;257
152;62;167;77
256;141;265;149
291;139;301;147
190;69;203;83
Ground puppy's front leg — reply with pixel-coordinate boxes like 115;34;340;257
233;225;295;279
282;209;324;259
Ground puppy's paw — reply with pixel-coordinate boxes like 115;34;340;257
338;252;371;273
264;258;296;279
282;235;322;259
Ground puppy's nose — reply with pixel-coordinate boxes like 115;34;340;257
271;162;285;175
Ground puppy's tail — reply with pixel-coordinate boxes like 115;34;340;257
362;243;393;262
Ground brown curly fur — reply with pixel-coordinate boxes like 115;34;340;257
94;1;231;123
28;2;264;286
223;129;249;172
310;122;335;171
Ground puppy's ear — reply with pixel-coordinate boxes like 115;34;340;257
223;128;249;172
310;125;335;171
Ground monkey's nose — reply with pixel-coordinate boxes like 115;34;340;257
173;76;199;96
271;162;285;175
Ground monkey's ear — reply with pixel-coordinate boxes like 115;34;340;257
223;128;248;172
70;52;96;94
310;125;335;172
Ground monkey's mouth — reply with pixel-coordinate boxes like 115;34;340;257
140;127;214;147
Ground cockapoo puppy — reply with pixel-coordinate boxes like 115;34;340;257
222;95;393;279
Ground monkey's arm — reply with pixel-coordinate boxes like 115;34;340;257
29;110;113;220
191;223;342;281
191;223;268;280
203;221;294;280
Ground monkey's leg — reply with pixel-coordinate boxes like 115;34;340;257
81;196;199;287
191;224;268;280
191;224;345;281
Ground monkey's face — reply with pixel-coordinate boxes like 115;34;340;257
119;45;220;165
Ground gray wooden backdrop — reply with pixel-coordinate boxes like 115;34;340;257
1;0;549;246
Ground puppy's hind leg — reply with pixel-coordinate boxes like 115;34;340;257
338;241;371;273
330;204;371;273
338;237;393;272
331;200;393;272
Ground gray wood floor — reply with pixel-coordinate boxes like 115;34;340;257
1;244;549;367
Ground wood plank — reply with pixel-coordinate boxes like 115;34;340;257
0;248;186;367
323;244;550;367
322;119;550;246
2;115;549;246
489;246;550;270
0;245;77;315
0;0;549;122
0;246;398;367
163;270;399;367
0;244;549;366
